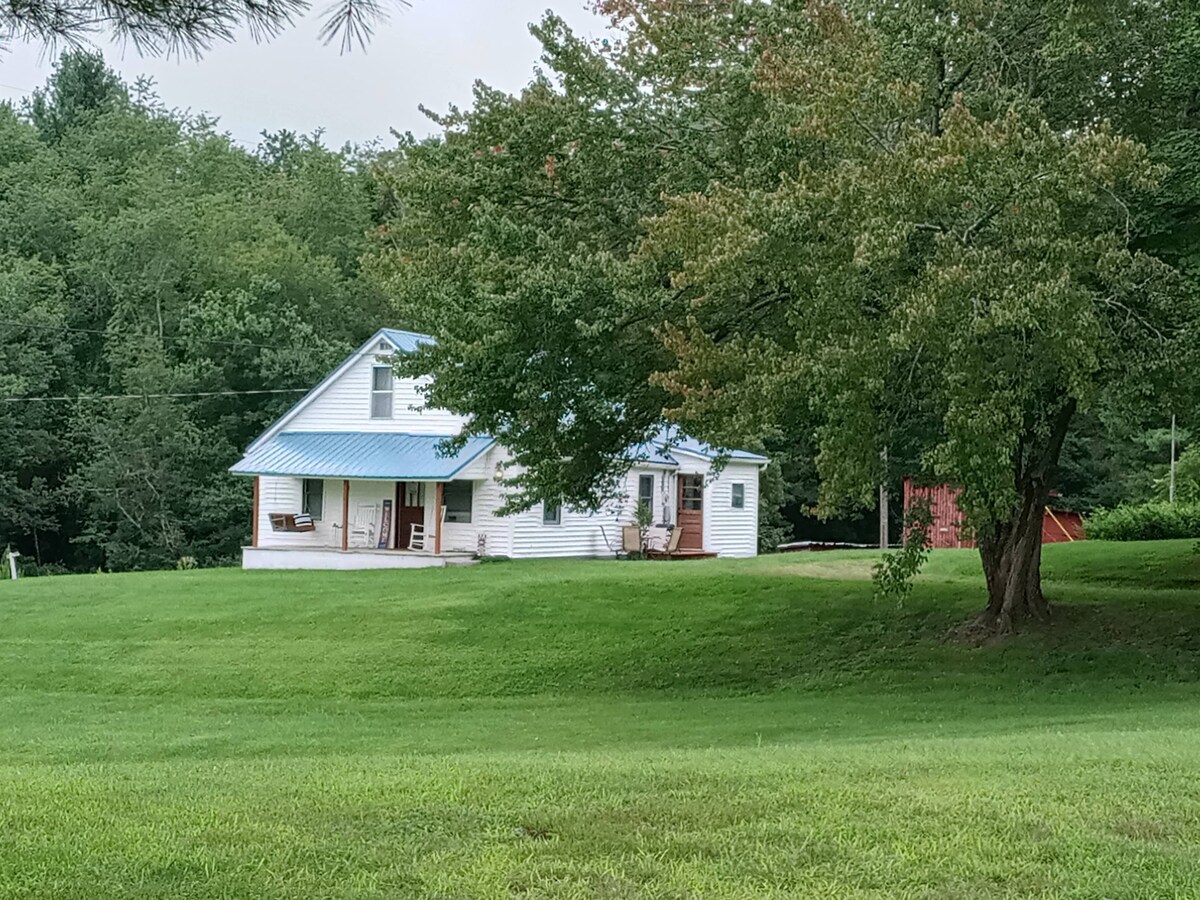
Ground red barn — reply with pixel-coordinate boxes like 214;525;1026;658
902;480;1085;549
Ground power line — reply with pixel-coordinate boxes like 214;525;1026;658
0;320;317;353
1;388;308;404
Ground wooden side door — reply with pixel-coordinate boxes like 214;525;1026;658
395;481;426;550
676;474;705;551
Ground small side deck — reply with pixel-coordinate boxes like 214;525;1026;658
242;547;478;571
645;550;719;561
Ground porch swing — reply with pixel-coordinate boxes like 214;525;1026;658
266;480;316;533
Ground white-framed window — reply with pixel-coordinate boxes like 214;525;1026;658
444;481;473;523
731;483;746;509
370;365;393;419
637;474;654;515
301;479;324;520
543;501;562;525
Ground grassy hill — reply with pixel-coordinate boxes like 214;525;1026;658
1;542;1199;897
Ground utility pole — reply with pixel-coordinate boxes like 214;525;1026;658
879;447;890;549
1170;414;1177;504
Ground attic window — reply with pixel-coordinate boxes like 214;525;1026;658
377;340;391;352
370;366;393;418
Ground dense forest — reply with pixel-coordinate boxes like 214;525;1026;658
0;46;1193;573
0;53;386;572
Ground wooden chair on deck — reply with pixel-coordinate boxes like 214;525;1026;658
622;525;642;555
646;527;683;560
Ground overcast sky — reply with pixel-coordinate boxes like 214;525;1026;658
0;1;605;148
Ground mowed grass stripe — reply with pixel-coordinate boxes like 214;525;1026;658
0;541;1198;897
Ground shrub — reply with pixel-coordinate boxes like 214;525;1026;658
1086;502;1200;542
873;502;934;607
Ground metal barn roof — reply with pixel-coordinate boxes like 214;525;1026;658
231;432;495;480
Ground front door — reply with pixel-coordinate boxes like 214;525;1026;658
676;474;704;551
395;482;426;550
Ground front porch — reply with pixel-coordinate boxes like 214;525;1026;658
243;546;478;570
247;474;484;564
233;432;497;570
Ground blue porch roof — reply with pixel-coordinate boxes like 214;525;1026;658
231;432;495;480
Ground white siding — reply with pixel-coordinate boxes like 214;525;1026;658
256;476;338;548
436;446;512;556
504;466;667;559
703;462;760;558
508;503;622;559
286;349;467;435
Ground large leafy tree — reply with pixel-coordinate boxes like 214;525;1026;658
371;0;1198;632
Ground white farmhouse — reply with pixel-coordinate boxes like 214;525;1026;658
231;328;767;569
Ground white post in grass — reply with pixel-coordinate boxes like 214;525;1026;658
6;549;18;581
1170;414;1177;505
879;447;890;549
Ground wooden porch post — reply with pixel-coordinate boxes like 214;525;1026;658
435;482;444;555
251;476;260;548
341;479;350;551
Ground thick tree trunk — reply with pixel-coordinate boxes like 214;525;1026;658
974;487;1050;633
967;399;1076;636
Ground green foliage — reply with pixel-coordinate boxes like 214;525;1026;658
633;498;653;552
0;53;383;572
26;52;127;144
367;0;1195;599
1152;444;1200;503
1;0;400;58
755;460;792;552
872;502;933;606
1;546;1200;894
1086;502;1200;542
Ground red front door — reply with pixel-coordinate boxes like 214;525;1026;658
676;474;704;551
396;482;426;550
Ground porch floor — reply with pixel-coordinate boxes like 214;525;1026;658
243;546;478;571
645;550;719;561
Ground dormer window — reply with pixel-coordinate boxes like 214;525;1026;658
370;366;393;418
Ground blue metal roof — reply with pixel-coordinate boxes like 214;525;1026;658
669;433;769;464
380;328;435;353
231;432;494;480
624;441;679;466
630;430;769;466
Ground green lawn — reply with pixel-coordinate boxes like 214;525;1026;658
2;543;1200;898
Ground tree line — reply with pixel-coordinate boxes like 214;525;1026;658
0;53;386;571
